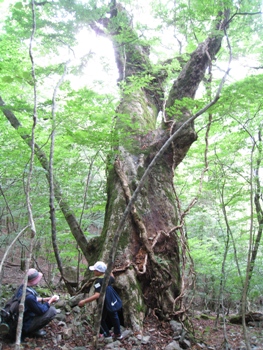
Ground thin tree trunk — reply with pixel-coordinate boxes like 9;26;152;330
230;115;263;290
0;96;90;261
215;185;230;349
16;8;38;345
241;143;256;350
49;62;74;293
248;128;263;283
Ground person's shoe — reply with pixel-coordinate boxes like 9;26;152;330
31;329;47;337
113;333;123;340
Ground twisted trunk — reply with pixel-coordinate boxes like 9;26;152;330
87;3;230;330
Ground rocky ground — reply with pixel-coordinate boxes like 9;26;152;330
1;300;263;350
1;256;263;349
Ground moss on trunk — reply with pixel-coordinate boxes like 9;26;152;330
85;1;230;331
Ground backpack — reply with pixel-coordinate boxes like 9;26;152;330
0;288;29;338
104;285;122;312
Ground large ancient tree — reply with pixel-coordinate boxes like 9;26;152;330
84;1;230;330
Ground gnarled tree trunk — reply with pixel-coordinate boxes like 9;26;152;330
86;2;230;330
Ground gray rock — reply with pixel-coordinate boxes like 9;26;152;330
122;329;133;339
129;336;141;345
62;327;73;340
179;338;191;348
58;346;71;350
196;343;207;349
170;320;183;338
170;320;183;333
55;299;65;308
55;312;66;322
72;306;81;313
68;294;85;307
164;340;183;350
141;335;151;344
104;341;125;349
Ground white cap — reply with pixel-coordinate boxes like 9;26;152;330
89;261;107;273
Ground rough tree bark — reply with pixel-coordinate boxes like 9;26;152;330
86;2;230;331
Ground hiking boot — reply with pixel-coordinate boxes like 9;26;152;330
31;329;47;337
113;333;123;340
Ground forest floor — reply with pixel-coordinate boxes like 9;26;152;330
1;313;263;349
1;257;263;349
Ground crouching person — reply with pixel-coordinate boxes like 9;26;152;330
17;268;57;338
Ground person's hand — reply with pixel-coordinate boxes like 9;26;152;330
78;300;86;308
49;295;59;304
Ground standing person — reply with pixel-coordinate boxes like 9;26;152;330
16;268;58;338
78;261;123;342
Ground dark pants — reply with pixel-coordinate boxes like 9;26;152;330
26;306;57;334
101;307;121;336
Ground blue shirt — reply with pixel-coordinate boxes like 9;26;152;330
16;285;50;333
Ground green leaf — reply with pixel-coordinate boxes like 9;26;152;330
2;76;14;83
14;2;23;9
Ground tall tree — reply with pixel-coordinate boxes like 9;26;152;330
85;1;231;329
